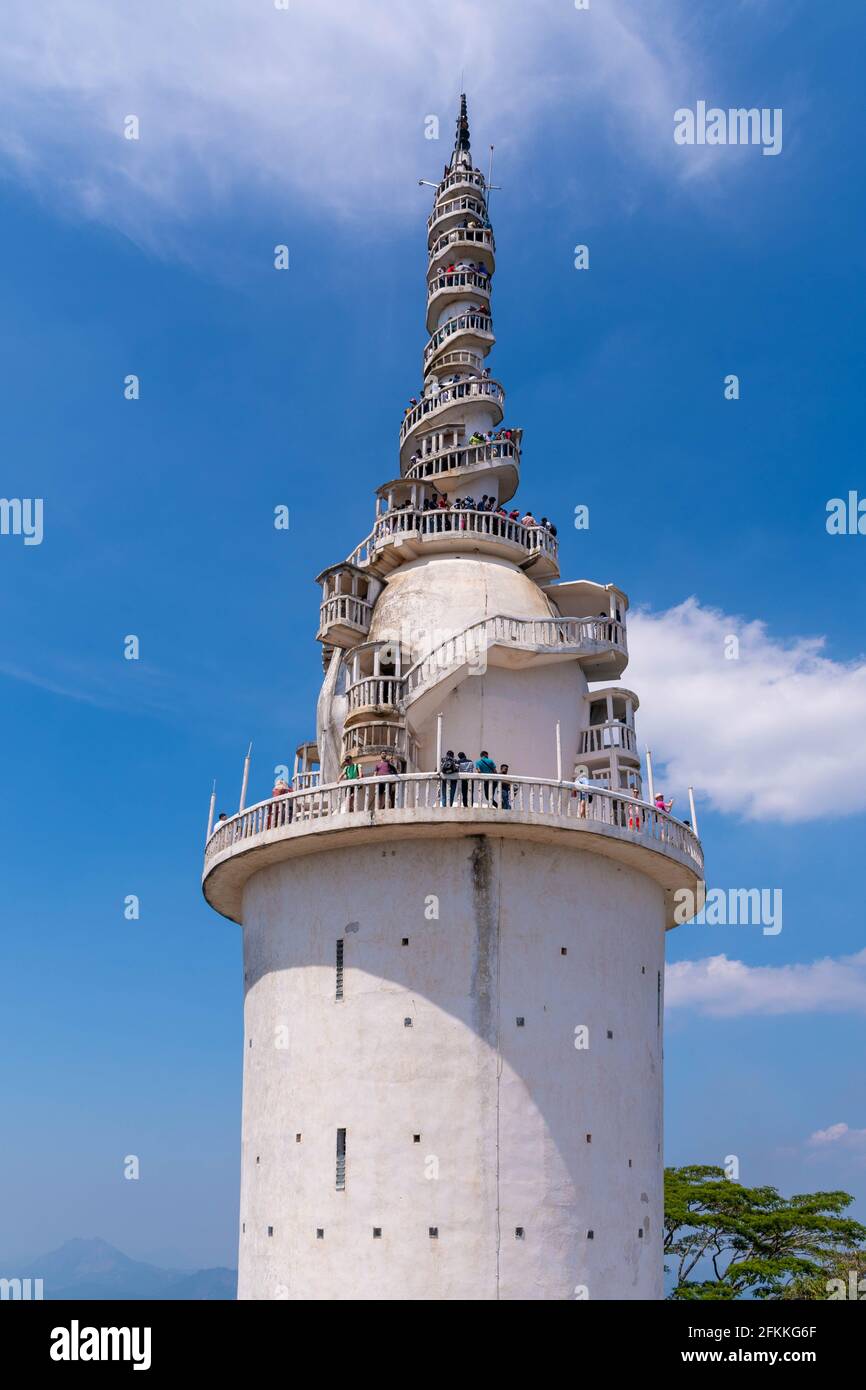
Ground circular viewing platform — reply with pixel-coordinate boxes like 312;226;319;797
435;168;487;200
426;270;492;333
203;774;704;928
400;378;505;462
427;194;489;243
424;311;494;371
428;225;495;273
404;436;520;497
347;507;559;580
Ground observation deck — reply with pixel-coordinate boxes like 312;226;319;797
203;773;704;929
346;507;560;579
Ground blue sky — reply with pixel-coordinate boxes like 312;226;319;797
1;1;864;1268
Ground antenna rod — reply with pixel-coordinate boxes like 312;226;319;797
206;780;217;842
239;743;252;813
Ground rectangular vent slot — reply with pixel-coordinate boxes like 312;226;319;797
336;1127;346;1191
336;939;344;1000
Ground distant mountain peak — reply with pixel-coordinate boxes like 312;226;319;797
20;1237;236;1301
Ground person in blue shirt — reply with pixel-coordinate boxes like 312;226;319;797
476;750;498;807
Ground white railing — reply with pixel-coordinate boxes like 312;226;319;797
293;770;321;790
204;773;703;875
427;270;492;301
405;437;519;481
334;613;626;721
428;194;488;233
429;226;495;263
424;312;493;368
436;168;487;198
345;676;402;713
318;594;373;635
345;533;374;568
400;379;505;444
341;720;417;763
580;722;637;755
427;349;484;376
402;612;624;703
371;507;558;563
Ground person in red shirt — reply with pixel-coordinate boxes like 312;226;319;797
267;775;292;828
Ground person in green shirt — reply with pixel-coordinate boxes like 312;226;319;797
341;759;360;811
475;750;498;807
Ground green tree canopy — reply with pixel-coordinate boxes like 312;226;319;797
664;1164;866;1299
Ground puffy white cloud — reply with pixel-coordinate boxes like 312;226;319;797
808;1122;866;1148
665;950;866;1017
0;0;699;248
627;599;866;822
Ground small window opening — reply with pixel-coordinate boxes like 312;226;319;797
336;1128;346;1191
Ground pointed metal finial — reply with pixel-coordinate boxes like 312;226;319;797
452;92;471;166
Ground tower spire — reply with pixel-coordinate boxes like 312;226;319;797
451;93;471;169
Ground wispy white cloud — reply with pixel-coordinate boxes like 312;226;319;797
627;599;866;823
0;651;263;727
666;950;866;1017
808;1122;866;1149
0;0;703;250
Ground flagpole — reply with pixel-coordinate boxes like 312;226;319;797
688;785;699;837
239;743;252;812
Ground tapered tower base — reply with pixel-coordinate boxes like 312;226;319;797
237;832;666;1300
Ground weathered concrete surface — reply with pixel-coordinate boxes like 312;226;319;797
237;835;665;1300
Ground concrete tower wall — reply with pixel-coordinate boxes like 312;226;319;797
413;662;588;780
237;835;666;1301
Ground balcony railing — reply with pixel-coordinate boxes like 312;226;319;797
405;437;519;482
400;378;505;445
345;675;402;714
336;612;622;724
427;194;488;234
371;507;558;563
203;773;703;877
424;312;493;369
318;594;373;638
402;612;623;705
428;226;495;264
427;349;484;376
427;269;492;301
436;168;487;198
341;720;417;763
580;722;638;756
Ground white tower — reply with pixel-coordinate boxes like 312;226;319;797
203;97;703;1301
